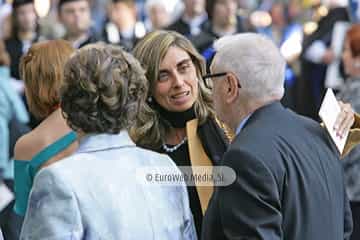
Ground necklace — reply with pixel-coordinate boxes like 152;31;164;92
162;137;188;153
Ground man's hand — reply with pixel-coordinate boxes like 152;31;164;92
334;101;354;139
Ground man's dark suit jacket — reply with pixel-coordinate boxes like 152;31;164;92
167;18;207;38
202;101;353;240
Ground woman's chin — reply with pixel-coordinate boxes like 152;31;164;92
168;103;194;112
167;99;195;112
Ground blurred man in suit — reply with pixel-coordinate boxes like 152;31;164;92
58;0;99;49
5;0;41;80
167;0;208;38
201;33;353;240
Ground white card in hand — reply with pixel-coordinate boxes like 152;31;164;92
0;182;14;212
319;88;349;154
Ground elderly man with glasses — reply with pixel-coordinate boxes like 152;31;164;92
201;33;353;240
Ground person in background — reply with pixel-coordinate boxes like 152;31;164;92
191;0;245;63
167;0;208;38
38;0;67;40
103;0;145;51
144;0;172;31
5;0;43;80
58;0;99;49
20;43;197;240
337;23;360;240
0;1;12;40
5;0;45;129
88;0;108;34
0;39;28;240
299;3;349;120
348;0;360;22
258;2;288;45
13;40;77;218
257;1;303;109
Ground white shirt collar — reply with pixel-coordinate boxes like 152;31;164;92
235;114;252;136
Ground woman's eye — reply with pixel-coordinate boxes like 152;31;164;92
159;73;168;81
179;64;190;72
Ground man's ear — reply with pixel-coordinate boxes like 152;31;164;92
225;73;239;104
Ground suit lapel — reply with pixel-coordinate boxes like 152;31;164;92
186;119;214;215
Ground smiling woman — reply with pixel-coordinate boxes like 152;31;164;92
131;30;230;236
132;30;215;148
155;46;199;112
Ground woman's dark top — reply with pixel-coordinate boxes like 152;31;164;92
157;117;229;237
159;143;203;237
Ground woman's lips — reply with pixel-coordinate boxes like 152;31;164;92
170;91;191;105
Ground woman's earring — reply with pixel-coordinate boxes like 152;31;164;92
147;96;153;103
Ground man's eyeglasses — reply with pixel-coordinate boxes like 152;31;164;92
202;72;241;89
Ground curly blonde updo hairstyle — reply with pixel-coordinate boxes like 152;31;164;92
60;43;148;134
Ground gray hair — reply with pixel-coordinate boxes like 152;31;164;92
212;33;285;101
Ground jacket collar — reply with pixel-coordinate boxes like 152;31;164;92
231;101;283;143
241;101;283;131
76;131;135;154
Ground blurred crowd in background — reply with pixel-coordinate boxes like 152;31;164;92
0;0;358;124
